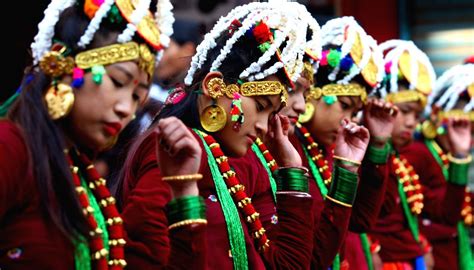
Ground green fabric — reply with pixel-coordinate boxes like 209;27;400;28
457;222;474;270
332;254;340;270
166;196;206;224
425;139;473;269
367;142;391;164
449;161;469;186
0;92;19;117
396;171;420;242
274;167;309;193
360;233;374;270
327;166;358;205
195;129;248;270
251;143;277;202
74;234;90;270
303;146;328;197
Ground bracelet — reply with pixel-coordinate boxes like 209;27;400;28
162;173;203;182
274;167;309;193
367;142;391;164
325;195;353;207
447;153;472;164
327;166;359;207
168;218;208;230
448;160;469;186
166;196;207;225
333;155;361;167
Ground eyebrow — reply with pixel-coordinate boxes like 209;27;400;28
112;64;150;89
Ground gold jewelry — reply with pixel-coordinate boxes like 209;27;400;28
302;61;314;85
200;104;227;132
447;153;472;165
350;32;379;87
399;51;432;95
386;90;427;107
421;120;437;139
162;173;204;182
44;83;75;120
325;195;353;208
39;49;74;78
333;155;362;167
75;42;155;78
438;110;474;122
306;83;367;104
168;218;208;230
206;77;288;105
298;102;315;123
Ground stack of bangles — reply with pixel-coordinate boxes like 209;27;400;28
326;157;360;207
446;154;472;186
164;174;207;230
333;155;361;167
273;167;310;193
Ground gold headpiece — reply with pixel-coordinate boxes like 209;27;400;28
386;91;427;107
438;110;474;122
306;83;367;104
75;42;155;78
206;77;288;105
302;61;315;85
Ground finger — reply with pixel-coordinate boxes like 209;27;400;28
279;114;291;136
272;114;284;139
168;136;200;157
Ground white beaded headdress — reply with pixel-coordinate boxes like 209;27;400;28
184;1;320;87
377;39;436;99
31;0;174;66
319;16;384;91
427;63;474;113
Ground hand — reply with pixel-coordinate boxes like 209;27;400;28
155;117;202;198
447;117;471;157
363;99;398;148
371;252;383;270
334;119;370;172
264;114;302;167
424;250;434;270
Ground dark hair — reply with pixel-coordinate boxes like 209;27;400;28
7;3;142;240
114;22;291;206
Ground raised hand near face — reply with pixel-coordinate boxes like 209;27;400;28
155;117;202;198
264;113;302;167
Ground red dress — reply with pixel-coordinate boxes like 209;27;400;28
0;120;75;269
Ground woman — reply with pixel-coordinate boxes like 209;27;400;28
293;16;389;269
117;2;315;269
416;62;474;270
369;39;471;270
0;0;183;268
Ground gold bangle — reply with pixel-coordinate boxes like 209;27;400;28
333;155;362;167
447;153;472;165
325;195;353;208
162;173;203;182
168;218;207;230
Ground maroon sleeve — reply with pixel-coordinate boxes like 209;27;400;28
121;135;207;269
289;134;351;269
233;151;314;269
350;160;389;232
0;121;29;220
403;142;465;226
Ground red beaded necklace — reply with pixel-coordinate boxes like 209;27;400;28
254;137;278;173
296;123;332;185
66;150;126;269
197;131;270;252
431;140;449;168
391;156;424;215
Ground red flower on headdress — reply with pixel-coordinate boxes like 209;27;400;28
252;22;272;44
228;19;242;36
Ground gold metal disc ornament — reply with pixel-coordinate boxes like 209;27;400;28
298;102;315;123
44;83;75;120
200;104;227;132
421;120;437;139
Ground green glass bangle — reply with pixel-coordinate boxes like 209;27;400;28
367;142;391;164
166;195;207;224
273;167;309;193
448;162;469;186
327;166;359;206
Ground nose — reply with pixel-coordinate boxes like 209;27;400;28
114;94;135;119
405;112;417;128
293;92;306;115
255;114;270;137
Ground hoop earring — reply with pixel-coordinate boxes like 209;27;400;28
200;101;227;133
298;102;315;123
44;82;75;120
421;120;437;139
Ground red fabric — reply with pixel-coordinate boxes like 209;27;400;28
0;120;75;269
290;134;352;269
120;133;207;269
344;232;369;270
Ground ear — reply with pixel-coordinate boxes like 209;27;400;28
201;71;223;97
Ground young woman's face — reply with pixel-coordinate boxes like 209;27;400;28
279;76;308;135
306;95;363;146
64;61;149;151
211;75;282;157
391;101;423;150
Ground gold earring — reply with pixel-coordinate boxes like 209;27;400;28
421;120;437;139
44;83;75;120
298;102;315;123
200;103;227;132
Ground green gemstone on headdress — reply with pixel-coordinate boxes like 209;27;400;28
323;95;337;105
107;5;124;24
327;49;341;68
258;42;271;53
